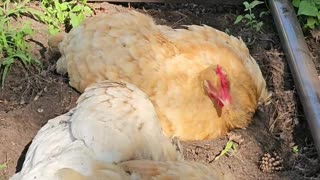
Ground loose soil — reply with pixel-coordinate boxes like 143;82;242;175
0;2;319;180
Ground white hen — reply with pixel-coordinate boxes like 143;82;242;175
11;80;181;180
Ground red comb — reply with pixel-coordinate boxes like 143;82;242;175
215;66;228;86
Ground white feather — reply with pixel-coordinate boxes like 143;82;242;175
11;80;181;180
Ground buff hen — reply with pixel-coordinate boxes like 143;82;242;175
10;80;181;180
50;10;271;141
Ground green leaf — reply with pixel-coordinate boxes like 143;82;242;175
1;63;11;87
292;145;299;154
259;11;268;18
2;57;14;66
251;20;258;24
225;141;234;149
49;26;60;35
292;0;301;7
59;3;68;11
234;15;244;24
0;163;7;171
214;141;236;161
69;12;80;28
71;4;82;12
77;13;85;25
255;21;263;31
244;14;253;20
20;25;33;35
54;0;60;10
57;11;64;22
306;17;317;29
243;1;250;11
83;6;92;15
14;52;31;65
0;8;4;16
249;0;264;9
298;1;318;17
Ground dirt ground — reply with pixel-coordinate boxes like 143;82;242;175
0;2;320;180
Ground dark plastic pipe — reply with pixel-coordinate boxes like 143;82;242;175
268;0;320;156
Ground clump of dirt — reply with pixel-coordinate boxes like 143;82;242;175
0;2;319;180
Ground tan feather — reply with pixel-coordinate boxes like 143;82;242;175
50;10;271;140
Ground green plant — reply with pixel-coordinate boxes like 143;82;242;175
214;141;237;160
234;0;268;32
0;0;47;22
292;0;320;29
0;1;42;87
0;17;40;87
292;145;299;154
1;0;34;18
0;162;7;171
40;0;93;34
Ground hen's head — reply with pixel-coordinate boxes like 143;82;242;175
200;65;231;110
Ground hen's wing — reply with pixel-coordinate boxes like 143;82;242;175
71;80;181;163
